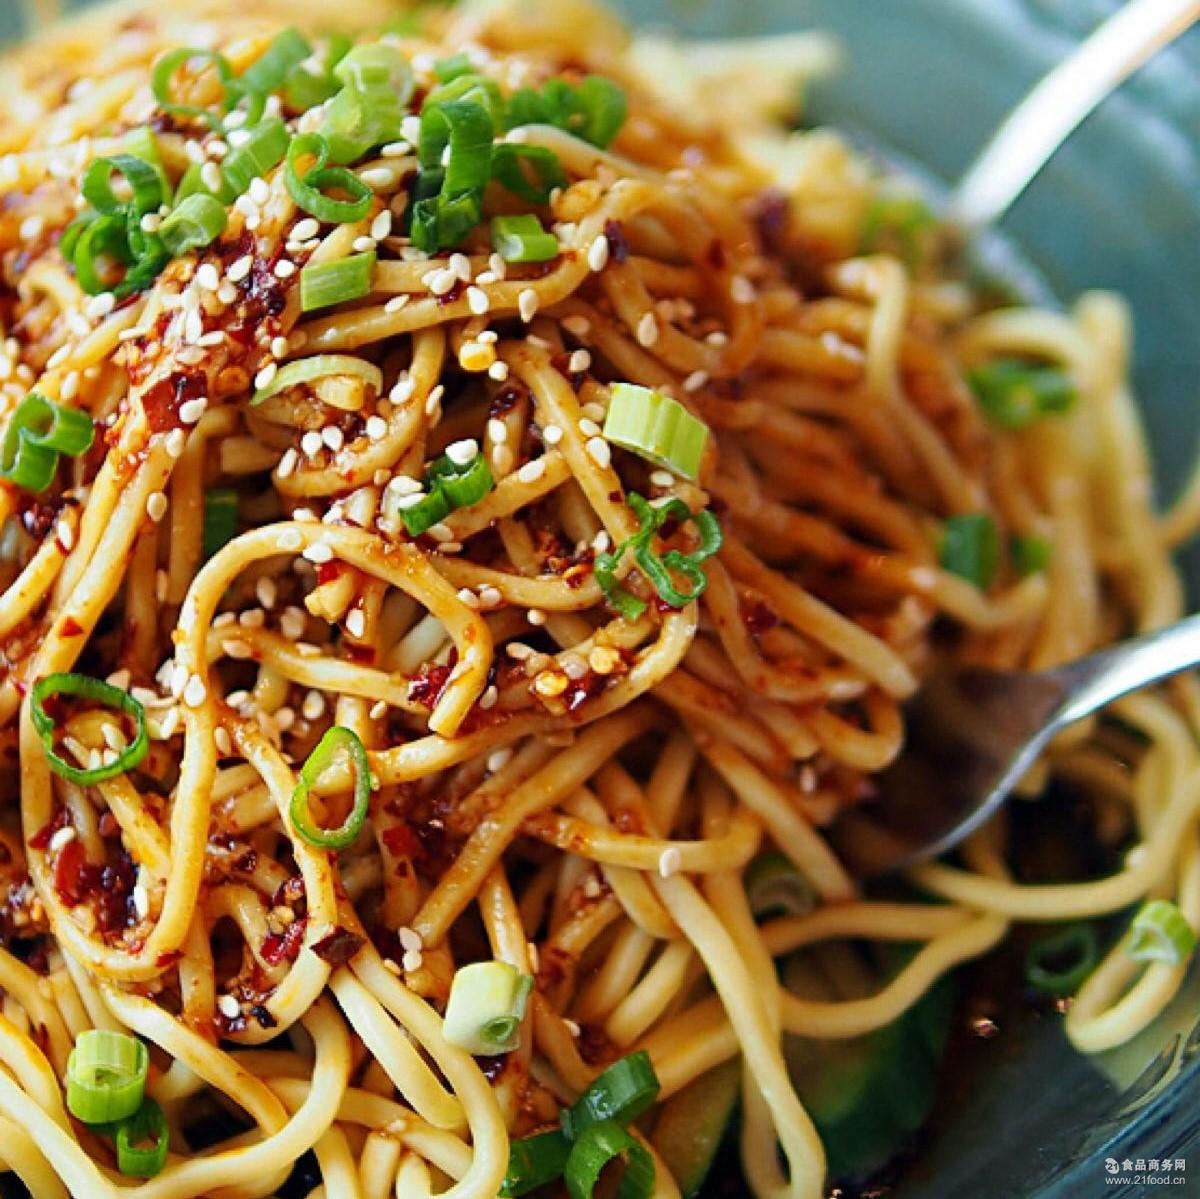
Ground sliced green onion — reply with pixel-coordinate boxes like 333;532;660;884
286;132;373;224
1024;923;1098;997
490;143;567;205
299;251;376;313
251;354;383;406
172;161;229;207
564;1120;655;1199
443;961;534;1055
1128;899;1197;966
239;28;312;97
423;73;505;131
603;383;710;482
1012;533;1051;577
433;52;474;83
501;1129;573;1198
397;487;451;538
123;126;170;200
426;451;494;510
335;43;414;100
491;214;559;263
594;493;722;617
7;393;95;457
939;513;999;590
967;359;1076;430
560;1050;660;1141
1;393;94;493
0;433;58;492
860;194;935;263
505;75;628;149
202;489;239;559
572;76;628;149
81;154;165;217
221;116;290;199
745;851;816;920
410;98;494;253
151;47;237;129
31;673;150;786
320;82;405;165
289;725;371;850
158;193;228;257
284;63;342;112
66;1031;149;1125
114;1098;169;1178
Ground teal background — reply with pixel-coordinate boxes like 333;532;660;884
6;1;1200;1195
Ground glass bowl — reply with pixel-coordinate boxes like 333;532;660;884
5;1;1200;1195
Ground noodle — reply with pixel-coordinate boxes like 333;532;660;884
0;2;1195;1198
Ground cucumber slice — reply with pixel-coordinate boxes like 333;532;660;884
783;953;955;1182
651;1059;740;1197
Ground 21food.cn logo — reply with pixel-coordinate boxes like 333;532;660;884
1104;1158;1187;1186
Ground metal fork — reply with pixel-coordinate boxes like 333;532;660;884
832;613;1200;876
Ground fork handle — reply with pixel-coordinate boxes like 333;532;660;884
1048;610;1200;728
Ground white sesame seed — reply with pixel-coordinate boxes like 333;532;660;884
541;424;564;446
137;212;161;235
132;885;151;920
518;288;539;323
255;362;278;390
381;140;412;158
217;994;241;1019
270;336;290;359
384;295;410;314
637;313;659;346
449;253;472;282
445;438;479;466
478;585;503;609
300;430;323;457
487;748;513;773
183;674;207;708
578;418;601;438
517;458;546;484
366;415;388;441
359;167;394;190
426;522;453;542
488;360;510;381
587;235;610;272
658;847;682;877
586;437;612;468
466;286;490;315
488;252;508;278
146;491;168;523
730;274;756;304
214;727;232;756
201;162;224;193
479;684;499;709
428;268;458;296
303;541;333;563
370;699;388;720
345;608;366;638
568;349;591;374
683;370;708;393
321;426;344;452
527;608;547;626
402;949;423;973
228;255;254;282
218;281;239;304
425;384;445;415
48;826;76;853
281;606;306;638
248;177;270;206
292;217;320;241
370;210;393;241
457;587;480;609
179;397;208;425
352;236;377;254
273;259;296;279
56;519;75;551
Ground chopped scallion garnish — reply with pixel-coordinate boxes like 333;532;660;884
491;214;560;263
220;116;291;199
563;1120;655;1199
501;1129;573;1198
560;1050;661;1141
1;393;95;493
1011;533;1051;577
443;961;534;1055
602;383;710;482
66;1031;149;1125
299;250;377;313
157;193;228;257
30;673;149;786
114;1098;170;1178
238;28;312;97
289;725;371;850
285;132;373;225
1127;899;1197;966
939;513;999;590
202;489;239;559
967;359;1076;430
745;851;816;919
1024;923;1098;996
150;46;237;129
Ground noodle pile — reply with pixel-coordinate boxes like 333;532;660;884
0;2;1196;1197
